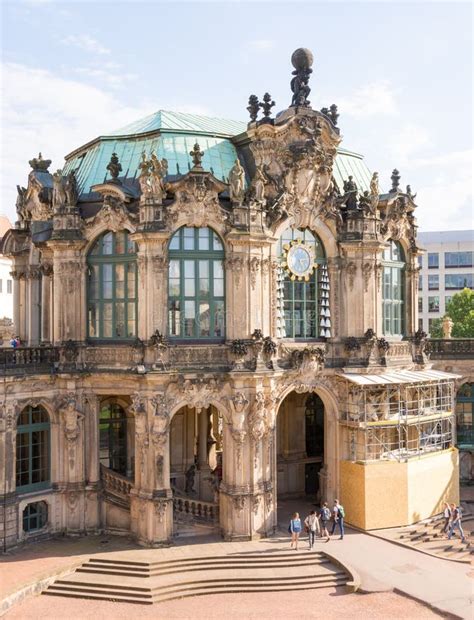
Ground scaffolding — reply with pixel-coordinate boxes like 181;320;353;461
339;369;459;462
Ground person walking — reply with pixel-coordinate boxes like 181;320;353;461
442;501;452;534
330;499;345;540
319;502;331;542
289;512;302;550
447;503;466;543
304;510;320;550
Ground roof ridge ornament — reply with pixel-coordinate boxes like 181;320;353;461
290;48;313;108
247;94;260;123
189;142;204;171
389;168;400;193
259;93;275;123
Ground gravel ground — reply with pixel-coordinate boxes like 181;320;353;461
6;588;442;619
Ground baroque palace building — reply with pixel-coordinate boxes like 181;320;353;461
0;49;462;549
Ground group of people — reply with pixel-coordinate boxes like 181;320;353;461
288;500;345;550
9;336;21;348
442;501;466;543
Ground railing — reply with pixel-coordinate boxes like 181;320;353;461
428;339;474;359
173;495;219;524
100;464;133;509
0;346;59;373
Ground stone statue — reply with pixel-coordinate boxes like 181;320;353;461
65;170;78;206
16;185;27;218
228;159;245;205
52;170;66;209
138;153;152;198
342;175;358;210
185;464;196;495
106;152;122;181
149;152;168;202
290;48;314;108
406;184;417;200
442;316;453;339
251;165;266;204
370;172;379;198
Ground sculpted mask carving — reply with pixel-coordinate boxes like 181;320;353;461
166;173;227;228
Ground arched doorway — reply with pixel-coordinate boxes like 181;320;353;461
276;391;326;503
169;405;223;531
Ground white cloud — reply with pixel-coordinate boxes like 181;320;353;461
72;66;137;89
388;123;433;163
338;80;399;118
0;62;153;221
61;34;111;55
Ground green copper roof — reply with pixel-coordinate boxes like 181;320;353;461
63;111;372;198
107;110;247;137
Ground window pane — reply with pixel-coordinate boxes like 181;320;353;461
102;232;113;255
184;227;195;250
169;279;180;297
103;303;112;337
184;301;195;336
115;232;126;254
89;265;99;298
428;253;439;268
115;264;125;298
214;301;225;337
199;303;210;336
198;227;210;250
115;302;125;337
169;260;180;279
102;264;113;298
214;278;224;297
214;260;224;280
126;263;136;298
184;261;195;296
126;234;135;254
169;233;180;250
127;302;136;337
213;232;223;251
88;303;99;337
169;299;180;336
199;260;209;296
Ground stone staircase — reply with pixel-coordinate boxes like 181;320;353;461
395;510;473;562
42;549;354;604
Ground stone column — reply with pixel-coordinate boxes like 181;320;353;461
198;408;209;471
0;400;19;550
27;268;41;345
40;265;53;343
130;394;172;546
12;275;20;339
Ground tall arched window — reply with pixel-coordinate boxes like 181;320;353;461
456;383;473;448
168;227;225;339
16;405;50;492
382;240;405;336
87;231;137;339
277;228;328;339
99;402;128;476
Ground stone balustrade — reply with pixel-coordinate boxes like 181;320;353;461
428;339;474;359
0;345;59;374
100;464;133;509
173;495;219;523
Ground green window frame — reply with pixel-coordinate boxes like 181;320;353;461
23;501;48;532
168;227;225;340
382;240;405;337
277;228;326;339
99;402;129;476
87;230;137;340
16;406;50;493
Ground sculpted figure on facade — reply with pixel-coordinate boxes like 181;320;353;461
228;159;245;205
228;391;249;442
60;395;84;443
65;170;78;206
166;172;227;228
52;170;67;210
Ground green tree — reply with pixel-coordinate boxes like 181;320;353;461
429;317;443;338
445;288;474;337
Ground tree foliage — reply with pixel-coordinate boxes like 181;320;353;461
430;288;474;338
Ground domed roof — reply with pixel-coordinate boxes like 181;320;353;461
62;110;372;202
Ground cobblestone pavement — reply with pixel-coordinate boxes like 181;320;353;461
6;587;442;619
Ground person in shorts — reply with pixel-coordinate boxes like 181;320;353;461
289;512;302;550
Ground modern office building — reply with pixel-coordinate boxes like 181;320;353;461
418;230;474;334
0;215;14;325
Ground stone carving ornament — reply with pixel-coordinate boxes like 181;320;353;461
228;159;246;205
59;395;84;443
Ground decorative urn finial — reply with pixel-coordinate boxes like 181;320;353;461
106;152;122;184
189;142;204;171
389;168;401;193
29;152;52;172
290;48;314;108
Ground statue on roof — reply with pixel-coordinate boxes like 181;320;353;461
228;159;245;206
190;143;204;171
250;164;267;204
341;176;359;210
247;95;260;122
65;170;78;206
369;172;380;213
52;170;67;210
290;48;313;108
149;153;168;203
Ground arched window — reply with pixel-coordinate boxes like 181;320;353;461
456;383;473;448
168;227;225;339
87;231;137;339
16;405;50;492
99;402;128;476
382;240;405;336
277;228;328;339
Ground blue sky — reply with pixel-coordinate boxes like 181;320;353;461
1;0;472;231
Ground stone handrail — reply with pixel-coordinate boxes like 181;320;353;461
0;346;59;372
100;464;133;508
428;339;474;359
173;494;219;523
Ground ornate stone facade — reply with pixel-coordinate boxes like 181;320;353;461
0;50;460;549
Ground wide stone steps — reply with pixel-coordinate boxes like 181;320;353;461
43;550;351;604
